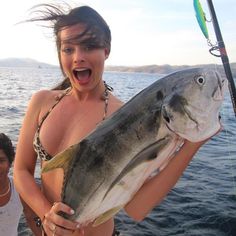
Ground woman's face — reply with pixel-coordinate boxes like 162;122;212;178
59;23;109;93
0;149;10;180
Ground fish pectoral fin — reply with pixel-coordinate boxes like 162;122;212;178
102;136;170;200
93;205;124;227
42;144;78;173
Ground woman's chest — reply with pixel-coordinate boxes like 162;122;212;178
39;103;105;157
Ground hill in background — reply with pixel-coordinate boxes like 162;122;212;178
0;57;235;77
0;58;57;68
105;63;236;77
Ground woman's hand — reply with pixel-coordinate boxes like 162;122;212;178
42;202;83;236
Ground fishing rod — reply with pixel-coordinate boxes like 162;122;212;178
194;0;236;117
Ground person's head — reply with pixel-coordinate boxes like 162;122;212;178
0;133;15;177
28;4;111;90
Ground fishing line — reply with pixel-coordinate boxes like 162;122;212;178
205;46;235;197
210;62;236;197
194;0;236;179
213;55;236;194
211;2;236;196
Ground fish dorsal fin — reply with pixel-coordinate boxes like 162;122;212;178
93;205;124;227
42;144;78;174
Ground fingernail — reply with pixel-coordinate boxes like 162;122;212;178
76;223;81;228
70;209;75;214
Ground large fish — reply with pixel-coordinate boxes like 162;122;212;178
42;68;226;226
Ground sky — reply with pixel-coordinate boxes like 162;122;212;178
0;0;235;66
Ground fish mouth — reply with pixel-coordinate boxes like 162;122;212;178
212;71;226;101
73;68;92;84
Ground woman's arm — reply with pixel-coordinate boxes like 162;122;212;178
14;91;52;219
13;91;78;235
124;140;206;221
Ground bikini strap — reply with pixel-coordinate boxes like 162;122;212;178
37;87;71;129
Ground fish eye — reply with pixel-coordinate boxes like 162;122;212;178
195;76;205;85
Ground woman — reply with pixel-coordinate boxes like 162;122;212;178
0;133;39;236
13;4;218;236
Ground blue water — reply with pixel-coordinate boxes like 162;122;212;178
0;67;235;236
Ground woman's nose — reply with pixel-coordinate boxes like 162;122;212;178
73;47;86;64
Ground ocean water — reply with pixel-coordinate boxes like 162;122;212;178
0;67;235;236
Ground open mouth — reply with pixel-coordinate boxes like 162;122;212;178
73;68;92;84
212;71;226;101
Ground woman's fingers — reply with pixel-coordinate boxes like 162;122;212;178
52;202;75;216
53;212;79;230
52;202;79;230
42;202;81;235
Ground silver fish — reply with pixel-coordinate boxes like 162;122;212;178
42;68;226;226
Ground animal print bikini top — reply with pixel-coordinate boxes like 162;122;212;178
33;88;71;161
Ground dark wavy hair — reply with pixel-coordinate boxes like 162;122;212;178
0;133;15;165
26;3;111;90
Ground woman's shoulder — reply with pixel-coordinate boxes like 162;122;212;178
31;89;62;102
27;89;65;118
29;89;65;108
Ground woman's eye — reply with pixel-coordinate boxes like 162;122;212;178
82;45;92;51
62;47;74;54
82;44;97;52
